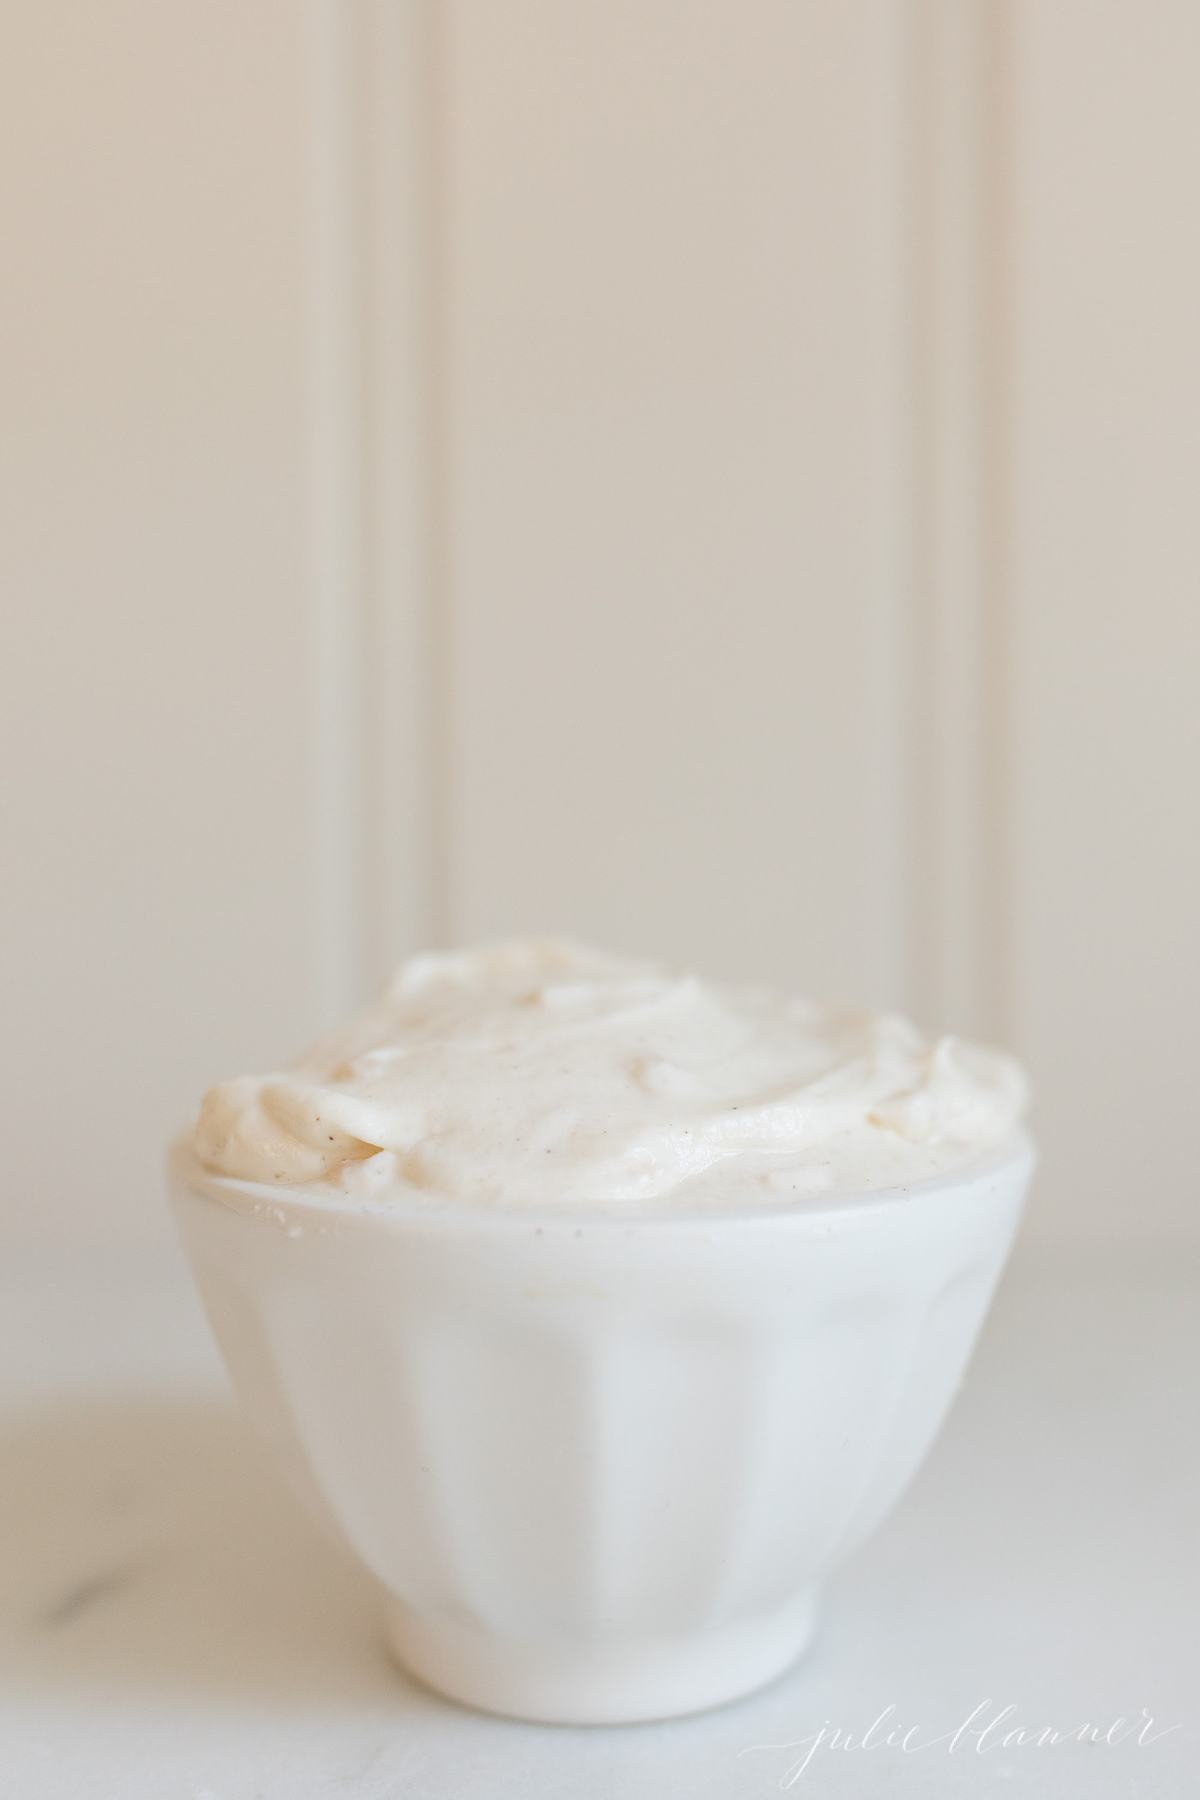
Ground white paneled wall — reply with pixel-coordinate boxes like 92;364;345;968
2;2;324;1247
3;1;1197;1249
441;0;913;1010
1005;0;1200;1244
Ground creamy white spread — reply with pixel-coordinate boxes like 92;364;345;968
192;940;1029;1206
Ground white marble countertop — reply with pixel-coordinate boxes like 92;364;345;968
1;1240;1196;1800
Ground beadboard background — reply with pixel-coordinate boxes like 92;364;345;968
3;0;1197;1250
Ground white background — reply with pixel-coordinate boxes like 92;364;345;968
1;12;1197;1797
4;0;1199;1252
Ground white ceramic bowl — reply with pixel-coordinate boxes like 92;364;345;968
169;1134;1034;1723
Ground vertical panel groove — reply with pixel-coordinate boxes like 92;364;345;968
979;0;1015;1045
423;0;453;952
873;0;919;1019
306;0;443;1008
908;0;1011;1041
359;0;448;972
304;0;369;1019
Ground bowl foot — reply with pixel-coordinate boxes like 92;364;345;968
382;1590;820;1724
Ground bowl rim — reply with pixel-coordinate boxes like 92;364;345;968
168;1127;1036;1234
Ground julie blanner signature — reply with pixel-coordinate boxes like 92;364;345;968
740;1701;1184;1787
